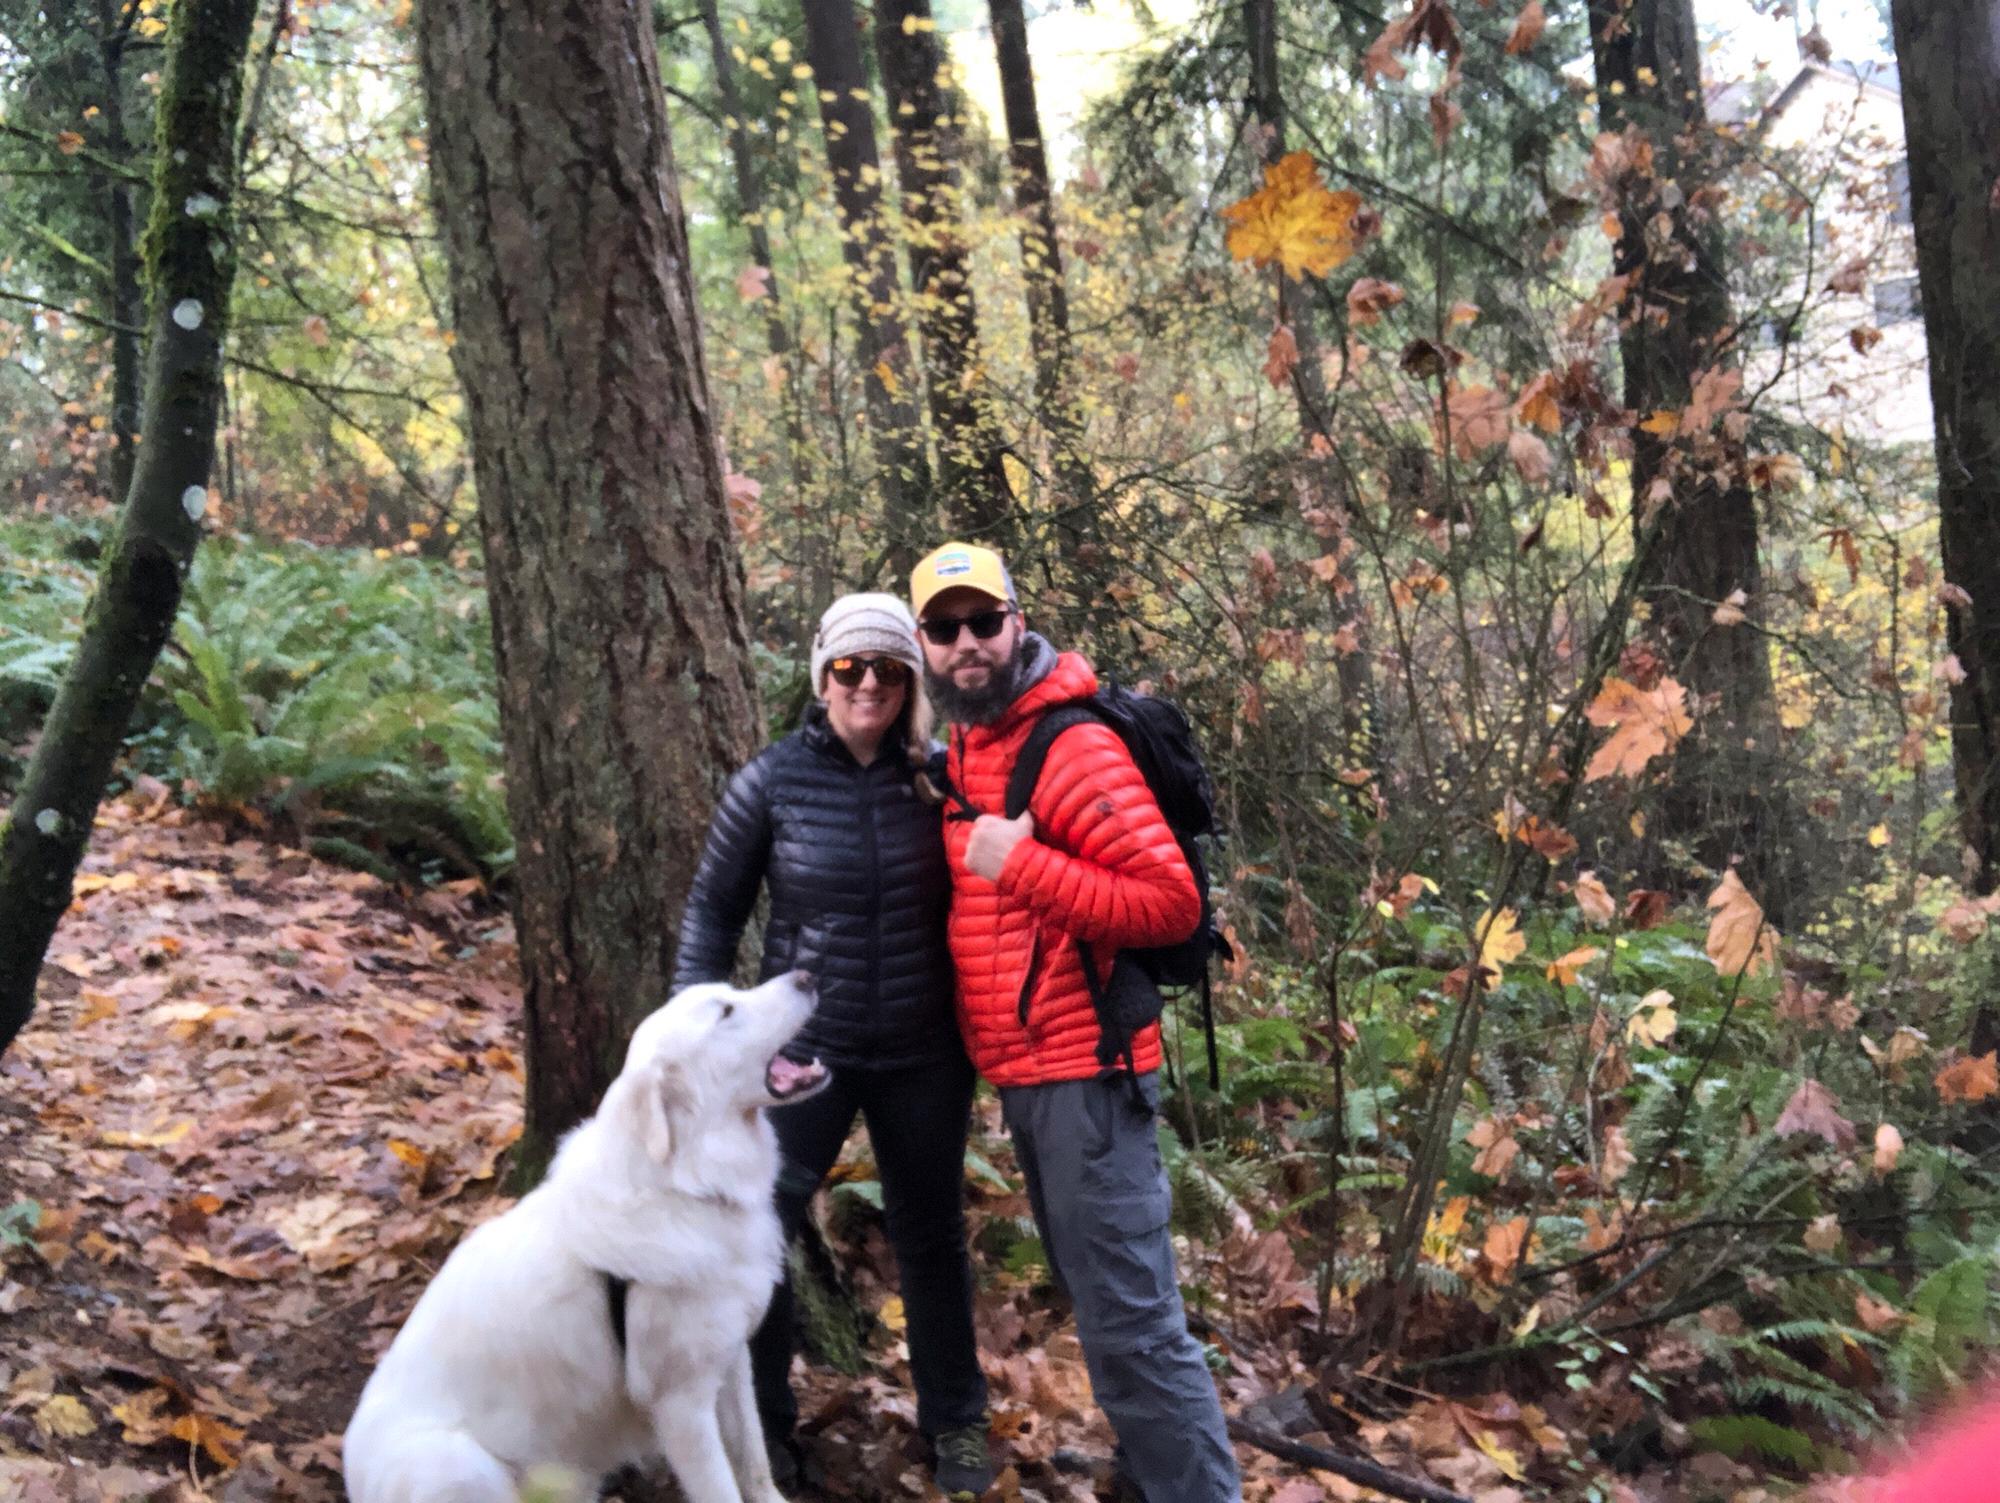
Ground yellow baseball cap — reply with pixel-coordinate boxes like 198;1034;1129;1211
910;541;1016;618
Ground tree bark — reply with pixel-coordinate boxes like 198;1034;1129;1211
872;0;1012;541
0;0;258;1058
698;0;828;615
797;0;933;573
1590;0;1793;918
97;0;141;507
986;0;1118;618
1243;0;1378;765
1892;0;2000;894
417;0;763;1177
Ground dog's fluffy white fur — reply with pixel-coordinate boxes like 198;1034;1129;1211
343;973;828;1503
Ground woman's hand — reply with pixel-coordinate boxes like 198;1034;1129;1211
965;810;1035;881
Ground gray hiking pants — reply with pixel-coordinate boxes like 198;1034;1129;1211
999;1072;1241;1503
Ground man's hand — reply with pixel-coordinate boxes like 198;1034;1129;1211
965;810;1035;881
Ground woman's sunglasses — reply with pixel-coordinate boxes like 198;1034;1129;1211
827;656;912;688
917;607;1013;647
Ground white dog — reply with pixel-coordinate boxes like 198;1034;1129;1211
343;972;830;1503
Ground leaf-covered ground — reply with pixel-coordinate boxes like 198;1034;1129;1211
2;787;1809;1503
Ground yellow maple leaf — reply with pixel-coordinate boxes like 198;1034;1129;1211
1474;907;1525;991
1705;869;1778;978
1626;988;1678;1045
1583;674;1692;783
1220;151;1363;280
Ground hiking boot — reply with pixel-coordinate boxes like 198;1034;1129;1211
932;1424;996;1498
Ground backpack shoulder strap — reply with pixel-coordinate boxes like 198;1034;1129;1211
1005;702;1109;820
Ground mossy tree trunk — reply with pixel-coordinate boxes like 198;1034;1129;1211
0;0;259;1059
798;0;934;574
872;0;1013;542
1891;0;2000;896
698;0;829;619
97;0;143;506
416;0;762;1179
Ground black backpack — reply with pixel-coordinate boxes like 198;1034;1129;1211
961;681;1230;1088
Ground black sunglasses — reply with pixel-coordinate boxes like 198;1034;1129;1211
918;607;1014;646
827;656;912;688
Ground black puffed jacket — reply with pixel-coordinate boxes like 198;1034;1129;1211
671;706;963;1071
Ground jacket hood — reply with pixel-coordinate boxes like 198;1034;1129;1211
992;635;1097;734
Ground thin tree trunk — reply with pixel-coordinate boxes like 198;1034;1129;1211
0;0;258;1058
1892;0;2000;897
797;0;933;573
417;0;763;1179
1243;0;1378;764
872;0;1012;541
1590;0;1793;919
698;0;828;615
97;0;141;506
987;0;1113;614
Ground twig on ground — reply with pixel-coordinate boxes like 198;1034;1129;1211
1227;1417;1472;1503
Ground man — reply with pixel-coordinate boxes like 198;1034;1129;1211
911;541;1241;1503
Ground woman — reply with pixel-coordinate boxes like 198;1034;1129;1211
673;593;992;1498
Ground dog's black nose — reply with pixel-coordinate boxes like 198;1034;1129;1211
789;969;818;998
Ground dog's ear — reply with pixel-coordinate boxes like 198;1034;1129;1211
637;1054;689;1165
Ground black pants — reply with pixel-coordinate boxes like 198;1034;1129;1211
751;1055;989;1441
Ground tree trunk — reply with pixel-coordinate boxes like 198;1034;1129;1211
97;0;141;508
872;0;1012;541
0;0;258;1059
1892;0;2000;895
417;0;763;1178
797;0;933;573
698;0;828;616
1590;0;1793;918
986;0;1118;623
1243;0;1378;765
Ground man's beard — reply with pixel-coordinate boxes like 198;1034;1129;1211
925;645;1022;727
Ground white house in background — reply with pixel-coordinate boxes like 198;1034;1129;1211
1727;58;1932;448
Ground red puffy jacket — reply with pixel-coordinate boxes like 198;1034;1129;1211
942;650;1201;1086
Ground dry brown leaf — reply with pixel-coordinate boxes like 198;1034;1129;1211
1773;1078;1857;1147
1936;1051;2000;1104
1705;869;1778;978
1572;872;1616;927
1584;674;1692;782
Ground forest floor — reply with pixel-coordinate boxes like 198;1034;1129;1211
0;783;1803;1503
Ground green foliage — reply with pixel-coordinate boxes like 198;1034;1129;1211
0;1198;41;1250
1688;1415;1819;1470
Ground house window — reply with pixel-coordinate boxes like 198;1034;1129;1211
1875;275;1922;325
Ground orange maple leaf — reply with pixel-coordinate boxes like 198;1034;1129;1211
1936;1051;1999;1105
1221;151;1363;279
1583;673;1691;782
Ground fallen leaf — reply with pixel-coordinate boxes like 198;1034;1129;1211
1482;1216;1529;1282
1600;1123;1635;1185
1625;990;1677;1046
1467;1115;1520;1180
1774;1078;1857;1147
1874;1122;1904;1175
1935;1051;1999;1105
736;264;773;301
1854;1291;1904;1333
1803;1213;1842;1253
35;1394;96;1439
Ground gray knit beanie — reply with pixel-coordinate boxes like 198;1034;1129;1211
810;593;922;689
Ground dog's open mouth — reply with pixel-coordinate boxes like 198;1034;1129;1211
766;1054;828;1100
